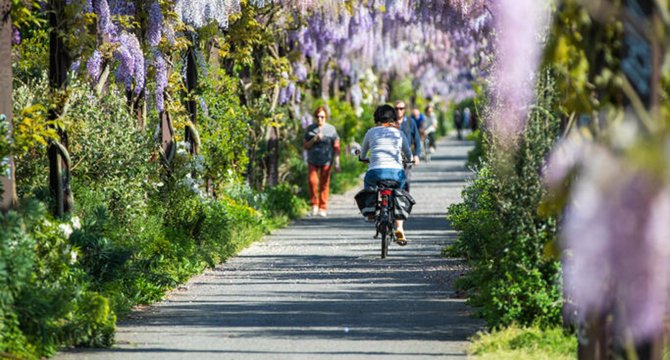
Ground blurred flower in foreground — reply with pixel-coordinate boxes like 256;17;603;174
490;0;550;144
545;133;670;344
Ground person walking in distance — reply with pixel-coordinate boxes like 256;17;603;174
453;109;463;140
424;105;438;153
463;107;472;135
394;100;421;192
303;106;341;217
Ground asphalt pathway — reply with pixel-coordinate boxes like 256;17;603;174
59;135;483;360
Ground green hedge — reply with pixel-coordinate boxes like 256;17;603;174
2;77;306;359
447;72;563;328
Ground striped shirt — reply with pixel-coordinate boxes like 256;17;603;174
360;126;413;170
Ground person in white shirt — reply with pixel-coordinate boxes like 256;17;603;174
423;105;438;153
358;104;413;244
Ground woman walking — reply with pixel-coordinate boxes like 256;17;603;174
303;106;341;217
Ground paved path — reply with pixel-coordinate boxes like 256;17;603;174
59;136;483;360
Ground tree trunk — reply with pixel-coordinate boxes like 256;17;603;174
265;126;279;187
246;45;266;189
184;42;198;154
48;0;72;217
0;1;17;212
320;64;332;100
160;109;174;167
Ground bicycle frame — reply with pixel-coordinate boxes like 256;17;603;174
375;186;396;259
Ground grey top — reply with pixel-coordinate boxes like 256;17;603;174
360;126;412;170
304;123;340;166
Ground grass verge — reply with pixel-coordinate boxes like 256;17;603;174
469;325;577;360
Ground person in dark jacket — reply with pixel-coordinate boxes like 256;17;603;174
454;109;464;140
394;100;421;192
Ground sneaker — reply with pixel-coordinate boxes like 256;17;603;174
394;230;408;246
318;210;327;217
366;215;376;222
310;206;319;216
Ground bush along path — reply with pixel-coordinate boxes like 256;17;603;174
57;135;484;360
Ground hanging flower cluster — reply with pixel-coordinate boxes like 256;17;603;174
284;0;494;104
86;0;145;95
546;132;670;345
174;0;241;29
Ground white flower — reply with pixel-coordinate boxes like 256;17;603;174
71;216;82;230
69;251;78;264
59;223;74;238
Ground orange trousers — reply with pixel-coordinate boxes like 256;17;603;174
308;164;332;210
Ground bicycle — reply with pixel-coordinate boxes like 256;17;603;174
423;129;436;163
422;135;431;163
358;158;414;259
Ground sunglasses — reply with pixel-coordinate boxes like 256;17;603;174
395;107;405;111
317;115;326;119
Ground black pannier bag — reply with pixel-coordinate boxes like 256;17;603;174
355;189;377;217
393;189;416;220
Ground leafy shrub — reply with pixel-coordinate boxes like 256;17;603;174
466;130;487;168
447;72;562;328
263;183;306;219
0;201;115;358
330;151;367;194
198;69;251;190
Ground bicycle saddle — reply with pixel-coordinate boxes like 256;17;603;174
376;180;400;189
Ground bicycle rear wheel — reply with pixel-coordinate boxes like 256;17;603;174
380;227;388;258
424;139;431;163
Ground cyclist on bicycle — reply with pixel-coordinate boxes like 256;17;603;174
358;104;413;244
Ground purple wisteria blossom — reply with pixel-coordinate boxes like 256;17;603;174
93;0;115;40
546;136;670;345
147;1;163;47
11;26;20;45
154;50;168;112
489;0;550;142
70;59;82;73
174;0;241;29
87;50;103;82
287;0;493;103
115;31;145;94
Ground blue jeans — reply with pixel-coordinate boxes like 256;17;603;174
364;168;406;189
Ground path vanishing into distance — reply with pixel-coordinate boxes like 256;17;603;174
59;135;484;360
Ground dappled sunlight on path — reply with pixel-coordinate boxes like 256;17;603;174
58;135;483;360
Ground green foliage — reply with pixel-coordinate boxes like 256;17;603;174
330;151;367;194
466;130;487;169
198;69;251;190
263;183;306;220
469;325;577;360
447;71;562;328
325;98;359;144
12;29;49;84
5;68;309;358
543;0;624;117
389;78;414;103
0;201;115;358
